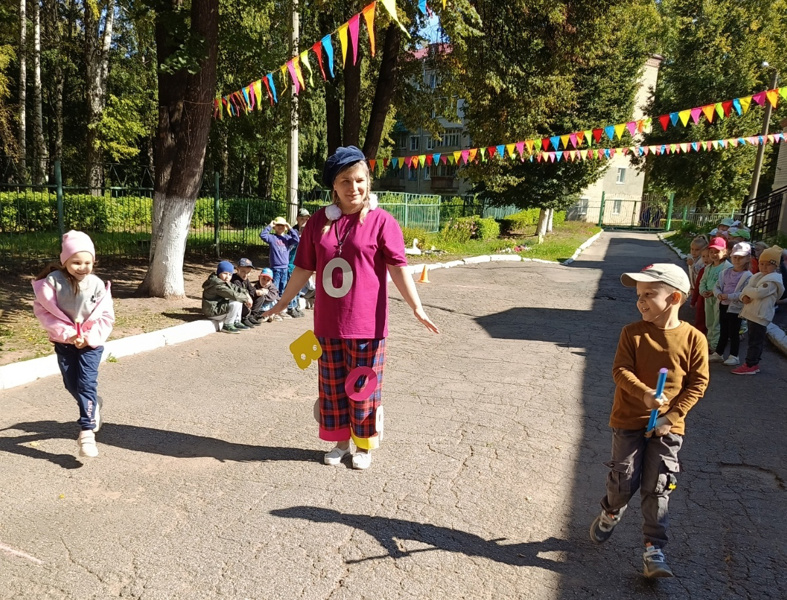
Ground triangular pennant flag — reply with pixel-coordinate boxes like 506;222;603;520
454;151;462;164
690;107;702;124
432;153;440;165
348;14;360;65
418;153;426;165
621;147;629;155
468;148;478;162
312;42;327;80
496;144;505;158
418;0;427;14
253;80;263;109
441;155;448;165
485;146;494;158
583;130;593;146
515;141;525;158
602;148;610;159
680;143;689;153
721;139;729;148
505;144;515;159
383;158;389;168
593;129;603;143
678;110;690;126
659;115;670;131
576;131;585;146
241;86;251;111
369;159;376;171
556;151;563;162
604;125;615;141
766;90;779;108
560;134;570;149
293;57;305;90
479;147;487;159
337;23;349;67
425;155;433;166
362;3;377;56
614;124;626;140
609;148;616;158
669;112;679;126
541;138;550;151
379;0;409;35
286;61;300;94
279;65;289;91
567;133;577;148
669;144;677;154
775;132;784;142
261;77;273;105
322;35;335;78
536;153;543;163
580;150;588;160
524;140;534;154
712;140;720;149
266;73;278;103
391;157;399;169
300;50;314;86
626;121;637;137
714;102;724;120
691;142;698;152
548;152;555;163
732;98;742;115
739;96;752;113
767;134;775;143
642;146;649;156
569;150;577;160
701;104;715;123
550;136;560;150
752;91;766;106
780;87;787;100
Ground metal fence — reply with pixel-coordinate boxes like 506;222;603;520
565;193;673;230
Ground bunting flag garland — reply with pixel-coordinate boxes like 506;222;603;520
378;132;784;173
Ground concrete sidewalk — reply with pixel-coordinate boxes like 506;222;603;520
1;232;785;599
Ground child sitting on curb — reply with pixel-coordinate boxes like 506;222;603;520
254;268;281;321
230;257;262;328
733;246;785;375
709;242;752;366
202;261;253;334
590;263;709;579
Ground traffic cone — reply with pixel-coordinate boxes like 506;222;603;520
418;265;430;283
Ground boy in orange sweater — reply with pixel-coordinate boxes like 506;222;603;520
590;264;709;579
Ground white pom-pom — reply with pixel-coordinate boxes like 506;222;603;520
368;193;378;211
325;204;342;221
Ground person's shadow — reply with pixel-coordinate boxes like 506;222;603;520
0;420;319;470
270;506;572;571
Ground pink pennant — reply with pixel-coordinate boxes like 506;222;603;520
348;14;360;65
441;155;448;165
690;107;702;124
461;150;470;164
515;141;525;158
287;60;300;94
569;133;578;148
642;146;650;156
626;122;637;136
752;91;766;106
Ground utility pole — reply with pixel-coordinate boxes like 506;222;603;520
286;0;299;225
748;65;779;201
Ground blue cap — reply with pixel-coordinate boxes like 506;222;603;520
260;268;273;279
216;260;234;275
322;146;367;188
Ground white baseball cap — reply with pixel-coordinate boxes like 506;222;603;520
621;263;691;296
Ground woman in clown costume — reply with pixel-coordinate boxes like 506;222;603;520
263;146;438;470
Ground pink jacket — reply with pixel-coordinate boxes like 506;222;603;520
32;278;115;348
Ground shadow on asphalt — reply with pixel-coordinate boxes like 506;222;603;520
270;506;573;570
0;420;320;469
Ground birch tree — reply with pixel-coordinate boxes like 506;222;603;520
138;0;219;297
32;0;47;184
17;0;26;182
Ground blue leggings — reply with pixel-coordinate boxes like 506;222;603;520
54;343;102;430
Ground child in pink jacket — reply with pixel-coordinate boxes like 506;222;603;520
32;230;114;458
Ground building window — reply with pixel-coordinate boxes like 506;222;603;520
616;167;626;184
576;198;589;217
431;164;458;178
440;128;462;148
426;137;436;150
399;165;405;180
612;199;623;215
410;136;420;151
399;134;407;149
423;166;431;181
408;167;418;181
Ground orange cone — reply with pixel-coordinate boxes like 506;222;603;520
418;265;430;283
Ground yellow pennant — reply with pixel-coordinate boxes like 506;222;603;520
453;151;461;164
338;23;349;67
739;96;752;113
253;80;263;109
379;0;409;35
506;143;516;159
678;110;690;126
560;134;570;148
614;124;626;139
300;50;314;86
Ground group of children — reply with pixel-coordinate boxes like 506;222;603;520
202;210;316;333
687;217;785;374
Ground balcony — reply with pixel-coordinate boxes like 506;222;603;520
430;176;459;192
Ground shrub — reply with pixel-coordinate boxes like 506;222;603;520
440;217;476;243
401;227;430;247
499;208;566;234
476;217;500;240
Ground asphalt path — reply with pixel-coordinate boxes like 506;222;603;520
2;232;786;599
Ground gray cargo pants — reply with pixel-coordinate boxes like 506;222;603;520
600;428;682;548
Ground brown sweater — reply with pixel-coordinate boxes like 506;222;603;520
610;320;709;435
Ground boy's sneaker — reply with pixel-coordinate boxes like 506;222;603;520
93;396;103;433
223;324;241;334
723;355;739;366
589;508;625;543
324;445;352;466
234;321;250;330
272;314;283;322
643;545;674;578
78;430;99;458
281;312;292;319
708;352;724;363
242;317;260;328
352;451;372;470
246;315;262;326
288;308;304;318
731;363;759;375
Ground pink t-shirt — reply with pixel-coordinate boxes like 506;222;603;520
295;206;408;339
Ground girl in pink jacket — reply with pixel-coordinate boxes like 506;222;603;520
32;231;114;458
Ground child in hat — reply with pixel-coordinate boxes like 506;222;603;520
590;263;709;579
733;246;785;374
709;217;735;239
709;242;753;366
254;268;281;321
202;261;253;334
32;230;115;458
698;237;731;350
260;217;302;318
230;258;262;328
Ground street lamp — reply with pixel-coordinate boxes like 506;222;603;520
748;62;779;202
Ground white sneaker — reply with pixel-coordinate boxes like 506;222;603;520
78;430;99;458
324;445;351;466
723;355;739;366
352;451;372;470
708;352;724;363
93;396;103;433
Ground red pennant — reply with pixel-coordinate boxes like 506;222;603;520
721;100;733;117
369;159;376;170
426;155;434;166
262;77;274;105
383;158;389;168
312;41;327;80
541;138;550;151
592;129;603;143
487;146;497;158
659;115;670;131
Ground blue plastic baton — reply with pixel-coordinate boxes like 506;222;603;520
646;368;669;433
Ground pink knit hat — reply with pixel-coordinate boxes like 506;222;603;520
60;230;95;264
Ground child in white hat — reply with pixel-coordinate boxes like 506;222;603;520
32;230;115;458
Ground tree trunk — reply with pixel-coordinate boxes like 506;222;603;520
46;0;64;166
362;25;401;158
258;154;273;198
138;0;219;298
32;0;47;185
18;0;27;183
342;46;361;147
546;208;554;233
84;0;114;192
325;83;342;156
536;207;548;243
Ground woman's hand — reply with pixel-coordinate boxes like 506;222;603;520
414;307;439;333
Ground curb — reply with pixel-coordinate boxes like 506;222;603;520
657;232;787;360
2;230;607;391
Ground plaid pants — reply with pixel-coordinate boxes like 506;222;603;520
317;337;386;450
